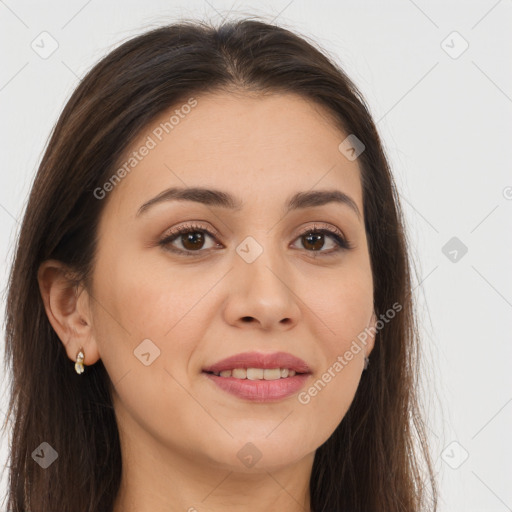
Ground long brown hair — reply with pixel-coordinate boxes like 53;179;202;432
2;17;438;511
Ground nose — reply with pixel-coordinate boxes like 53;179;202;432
222;247;302;331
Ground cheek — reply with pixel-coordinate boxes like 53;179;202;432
90;253;210;451
90;248;225;403
298;262;374;350
287;265;372;440
94;248;219;340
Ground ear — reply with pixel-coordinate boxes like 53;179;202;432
37;259;100;368
365;309;378;357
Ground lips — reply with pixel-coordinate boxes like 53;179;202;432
202;351;312;374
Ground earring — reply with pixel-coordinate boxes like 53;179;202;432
75;349;85;375
363;355;370;370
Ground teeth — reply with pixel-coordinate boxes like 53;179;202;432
211;368;300;379
263;368;281;380
247;368;264;380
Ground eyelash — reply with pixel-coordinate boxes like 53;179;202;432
158;222;353;257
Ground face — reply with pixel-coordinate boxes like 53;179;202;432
84;91;376;473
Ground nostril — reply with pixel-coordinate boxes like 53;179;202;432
241;316;254;323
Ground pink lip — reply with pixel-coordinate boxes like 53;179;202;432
203;372;310;402
202;351;312;374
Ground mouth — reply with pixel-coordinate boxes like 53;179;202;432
202;368;306;379
201;351;312;402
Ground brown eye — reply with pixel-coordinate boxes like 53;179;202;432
292;225;352;255
180;231;206;251
159;224;221;256
159;222;352;257
301;232;327;251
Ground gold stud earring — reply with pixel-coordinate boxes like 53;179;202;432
75;349;85;375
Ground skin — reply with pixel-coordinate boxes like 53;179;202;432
38;90;377;512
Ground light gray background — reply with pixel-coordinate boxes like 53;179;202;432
1;1;511;510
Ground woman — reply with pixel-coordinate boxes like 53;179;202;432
2;18;438;512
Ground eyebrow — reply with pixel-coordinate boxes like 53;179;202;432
136;186;361;220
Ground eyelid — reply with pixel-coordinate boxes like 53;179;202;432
295;222;346;241
160;221;220;241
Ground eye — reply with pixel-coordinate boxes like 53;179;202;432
291;223;353;255
158;222;353;256
158;223;221;256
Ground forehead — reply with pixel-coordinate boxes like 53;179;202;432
102;91;364;221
